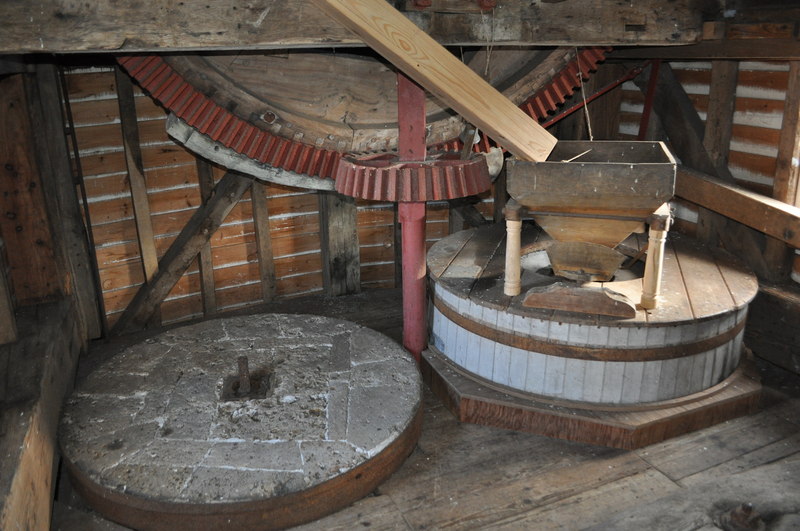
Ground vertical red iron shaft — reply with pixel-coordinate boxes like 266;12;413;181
397;73;428;361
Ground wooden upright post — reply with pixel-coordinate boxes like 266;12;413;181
641;203;672;310
503;200;523;297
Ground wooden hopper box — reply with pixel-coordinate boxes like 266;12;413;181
507;140;676;248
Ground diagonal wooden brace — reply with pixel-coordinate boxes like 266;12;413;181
111;171;254;335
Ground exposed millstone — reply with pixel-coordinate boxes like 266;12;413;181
59;313;421;505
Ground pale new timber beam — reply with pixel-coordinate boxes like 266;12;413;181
111;172;253;334
311;0;557;162
675;167;800;249
0;0;701;54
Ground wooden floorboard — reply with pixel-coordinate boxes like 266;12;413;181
55;288;800;531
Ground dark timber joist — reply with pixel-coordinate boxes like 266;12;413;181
111;172;253;335
697;60;738;247
318;191;360;296
194;158;218;315
0;0;701;53
252;180;277;302
24;63;103;340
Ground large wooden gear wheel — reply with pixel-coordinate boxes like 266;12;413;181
119;47;607;187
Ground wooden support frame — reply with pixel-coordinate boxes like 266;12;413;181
115;67;161;324
675;167;800;250
111;172;253;335
0;238;15;344
24;63;103;339
634;62;796;280
194;158;218;315
251;180;277;302
318;190;361;296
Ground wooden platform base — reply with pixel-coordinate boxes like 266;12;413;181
421;347;762;450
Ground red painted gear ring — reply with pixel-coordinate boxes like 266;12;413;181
334;152;491;202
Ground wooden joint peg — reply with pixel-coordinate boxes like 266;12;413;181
504;200;523;296
641;203;672;310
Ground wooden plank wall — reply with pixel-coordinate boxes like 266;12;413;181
65;66;493;328
618;61;789;232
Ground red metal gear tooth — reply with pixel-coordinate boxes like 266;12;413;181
257;135;281;163
283;142;304;172
304;148;323;178
549;85;566;105
231;123;257;154
334;164;349;195
364;167;377;200
554;74;573;100
157;73;185;107
269;138;292;167
163;83;192;113
124;55;160;81
564;62;581;87
361;166;373;199
387;167;398;202
585;47;606;65
172;90;201;118
276;141;295;170
116;55;137;69
333;162;349;194
196;107;224;135
206;112;233;140
296;144;315;175
532;96;549;118
245;131;267;160
219;118;247;148
141;63;171;95
320;151;338;180
183;97;212;128
524;101;539;121
351;165;363;198
397;167;408;202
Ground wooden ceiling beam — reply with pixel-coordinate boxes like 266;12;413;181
0;0;702;54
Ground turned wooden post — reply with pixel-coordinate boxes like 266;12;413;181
641;203;672;309
504;200;523;296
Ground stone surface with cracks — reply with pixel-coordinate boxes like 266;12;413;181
59;313;421;504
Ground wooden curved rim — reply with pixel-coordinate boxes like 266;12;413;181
434;297;746;362
118;47;608;183
64;404;422;531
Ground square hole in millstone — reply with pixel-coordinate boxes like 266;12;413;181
221;356;275;402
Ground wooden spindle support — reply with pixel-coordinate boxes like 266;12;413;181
641;203;672;310
504;200;523;296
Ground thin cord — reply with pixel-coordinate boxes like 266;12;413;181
484;9;495;79
576;47;594;141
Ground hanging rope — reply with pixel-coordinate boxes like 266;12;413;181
576;47;594;141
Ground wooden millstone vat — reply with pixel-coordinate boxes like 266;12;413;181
422;224;761;449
